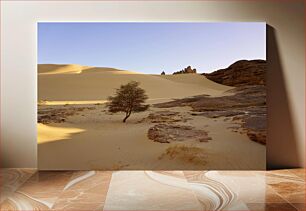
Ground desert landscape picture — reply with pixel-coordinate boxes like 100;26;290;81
38;22;266;170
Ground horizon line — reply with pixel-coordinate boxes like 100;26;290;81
37;58;266;74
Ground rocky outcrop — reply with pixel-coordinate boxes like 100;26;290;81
144;111;189;123
203;60;266;86
38;105;95;124
144;110;211;143
154;85;267;145
161;71;165;75
173;66;197;75
148;124;211;143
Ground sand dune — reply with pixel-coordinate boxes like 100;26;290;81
38;64;90;75
38;64;232;102
37;64;265;170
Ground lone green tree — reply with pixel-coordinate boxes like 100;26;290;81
107;81;149;123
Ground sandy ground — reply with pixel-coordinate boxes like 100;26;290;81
38;64;265;170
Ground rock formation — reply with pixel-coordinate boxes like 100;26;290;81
148;124;211;143
203;60;266;86
144;110;211;144
155;85;267;145
161;71;165;75
173;66;197;75
38;105;95;124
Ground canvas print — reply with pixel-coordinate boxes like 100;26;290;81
38;22;266;170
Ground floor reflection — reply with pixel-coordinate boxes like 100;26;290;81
0;169;304;210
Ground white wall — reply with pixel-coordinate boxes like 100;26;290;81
1;0;304;168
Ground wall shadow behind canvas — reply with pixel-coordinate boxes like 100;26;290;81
266;25;300;169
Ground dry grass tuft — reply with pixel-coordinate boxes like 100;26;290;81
159;144;207;166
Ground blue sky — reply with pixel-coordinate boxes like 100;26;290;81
38;22;266;74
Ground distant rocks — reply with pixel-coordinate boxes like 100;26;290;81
173;66;197;75
203;60;266;86
161;71;166;75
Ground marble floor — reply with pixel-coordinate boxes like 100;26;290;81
0;169;304;211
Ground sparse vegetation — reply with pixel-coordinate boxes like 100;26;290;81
107;81;149;123
38;99;47;105
159;144;207;166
